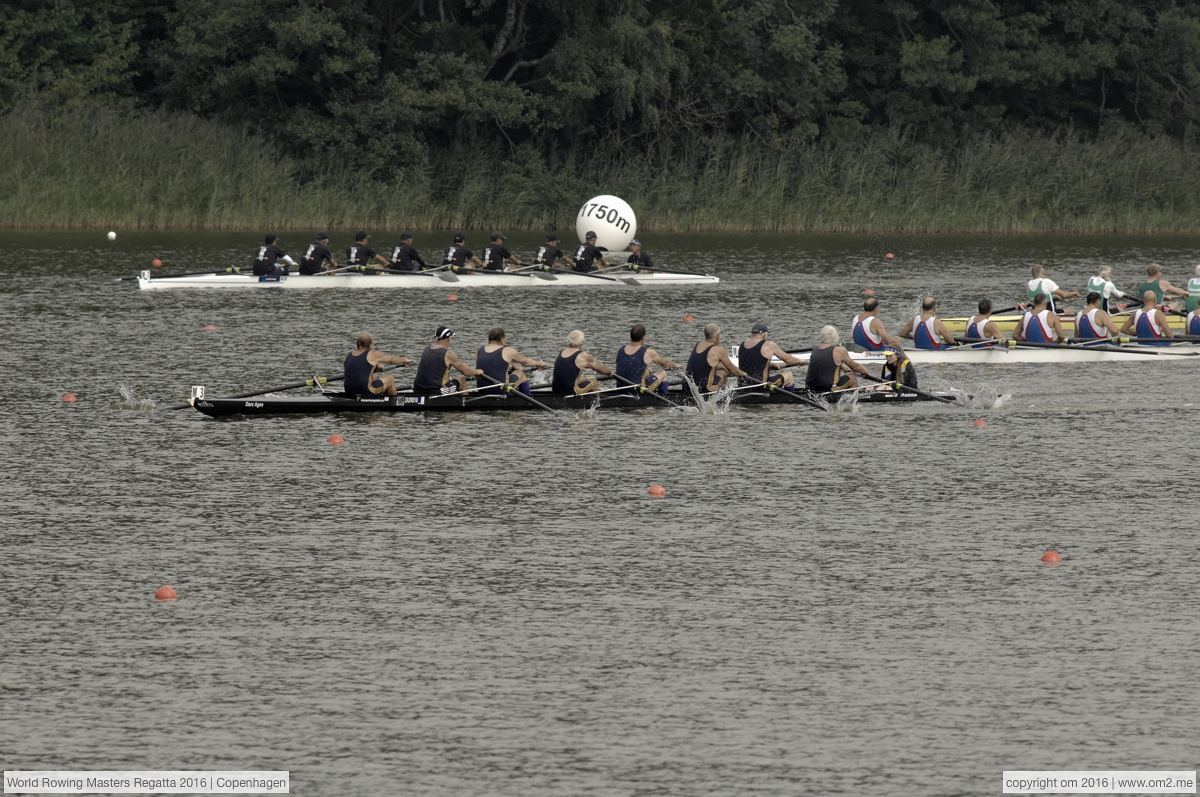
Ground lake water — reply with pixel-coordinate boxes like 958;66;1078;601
2;230;1198;795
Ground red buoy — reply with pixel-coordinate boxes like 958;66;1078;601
647;484;666;497
327;434;345;445
203;325;216;331
151;259;163;267
62;393;77;402
885;253;895;259
682;314;695;322
154;586;177;600
1041;550;1061;563
862;288;875;296
447;294;458;301
973;419;987;427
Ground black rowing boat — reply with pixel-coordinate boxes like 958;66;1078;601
189;385;952;417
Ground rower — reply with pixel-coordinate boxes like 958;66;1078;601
615;323;679;394
347;231;389;270
481;232;521;272
737;322;802;392
685;324;747;393
805;325;870;393
1138;263;1188;309
390;232;427;272
964;299;1005;346
851;297;901;351
442;232;483;272
1085;266;1125;312
626;239;654;272
1027;265;1078;313
1119;290;1175;346
1013;293;1066;343
899;297;957;349
1188;264;1200;315
530;235;574;270
551;330;613;394
880;347;918;388
1188;298;1200;337
1074;292;1121;343
298;233;337;275
252;233;295;276
475;328;547;396
343;333;414;397
412;326;482;396
573;231;609;273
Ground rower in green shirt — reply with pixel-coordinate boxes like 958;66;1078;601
1084;266;1125;312
1137;263;1188;308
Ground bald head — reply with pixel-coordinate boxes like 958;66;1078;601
703;323;721;341
1030;265;1045;278
356;333;373;349
1143;290;1157;305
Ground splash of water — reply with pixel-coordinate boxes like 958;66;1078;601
679;374;732;414
112;383;157;410
835;390;862;412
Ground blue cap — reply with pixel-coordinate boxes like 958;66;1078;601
630;239;641;246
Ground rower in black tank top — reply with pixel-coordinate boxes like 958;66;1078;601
552;350;587;393
805;346;838;392
413;345;451;395
614;345;648;393
737;338;771;389
343;349;375;395
475;346;510;392
686;342;722;393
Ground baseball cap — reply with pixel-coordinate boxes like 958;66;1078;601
435;326;455;340
453;231;465;242
491;231;505;241
883;347;901;356
316;232;329;241
545;235;559;243
400;231;413;240
751;322;769;333
354;231;369;241
630;239;642;246
585;231;597;240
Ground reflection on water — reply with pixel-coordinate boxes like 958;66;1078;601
2;229;1198;797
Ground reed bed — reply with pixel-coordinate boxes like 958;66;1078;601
3;102;1200;233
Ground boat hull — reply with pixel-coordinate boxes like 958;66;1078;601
734;343;1200;365
137;269;718;289
190;385;935;417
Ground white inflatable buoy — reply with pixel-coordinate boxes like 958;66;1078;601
106;231;117;241
576;195;636;251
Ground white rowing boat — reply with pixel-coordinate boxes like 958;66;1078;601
731;343;1200;366
135;268;718;289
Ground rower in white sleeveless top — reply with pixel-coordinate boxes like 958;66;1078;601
964;298;1005;346
1073;292;1121;344
1027;265;1079;313
1119;290;1175;346
1187;264;1200;316
1013;293;1066;343
898;297;957;349
1084;266;1125;312
850;297;902;350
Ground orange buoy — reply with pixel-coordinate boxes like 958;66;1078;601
647;484;666;497
973;419;987;427
682;314;695;322
1041;550;1061;563
327;434;345;445
203;325;216;331
447;294;458;301
885;253;895;259
862;288;874;296
154;586;177;600
151;259;163;267
62;393;77;402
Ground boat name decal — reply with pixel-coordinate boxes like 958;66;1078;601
245;402;264;408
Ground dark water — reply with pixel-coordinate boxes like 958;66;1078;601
2;230;1198;795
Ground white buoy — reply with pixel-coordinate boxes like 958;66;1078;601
106;231;117;241
575;195;636;251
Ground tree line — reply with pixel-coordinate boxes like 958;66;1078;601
5;0;1200;182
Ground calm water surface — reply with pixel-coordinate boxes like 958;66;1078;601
2;230;1198;796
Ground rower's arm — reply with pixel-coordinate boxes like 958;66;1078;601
1163;280;1188;297
1101;314;1122;337
765;342;803;367
446;351;482;376
1050;317;1067;343
377;354;414;366
1053;288;1080;299
935;321;958;346
1119;314;1136;334
373;254;390;266
715;349;748;378
647;349;680;369
580;353;613;375
1159;311;1175;337
511;352;547;369
836;348;870;376
897;319;915;340
984;322;1006;341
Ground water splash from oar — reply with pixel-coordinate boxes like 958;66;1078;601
111;383;157;410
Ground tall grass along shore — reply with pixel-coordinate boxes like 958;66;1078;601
4;103;1200;234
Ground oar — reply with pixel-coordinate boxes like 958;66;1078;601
783;346;815;356
549;267;641;286
119;267;243;281
609;373;684;409
610;265;715;278
354;266;459;282
515;264;559;280
477;373;558;412
721;379;827;410
1110;335;1200;343
952;337;1005;346
992;303;1027;315
859;372;957;404
166;364;409;410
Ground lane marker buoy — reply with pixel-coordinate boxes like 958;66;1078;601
447;294;458;301
151;259;162;267
327;434;345;445
1041;550;1061;563
107;231;117;241
682;314;695;322
973;419;987;427
647;484;666;497
885;253;895;259
575;195;637;251
155;586;177;600
204;325;216;331
62;394;77;402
